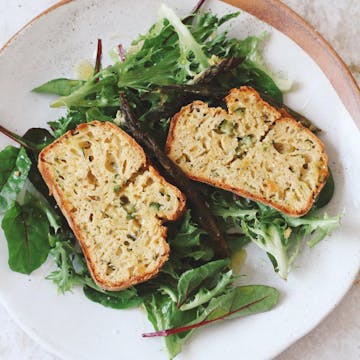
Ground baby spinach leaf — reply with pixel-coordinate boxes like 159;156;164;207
315;168;335;208
176;259;230;307
32;78;84;96
23;128;54;154
213;64;283;104
0;125;53;155
84;286;143;309
0;146;31;213
20;127;56;200
28;193;62;234
1;195;51;274
27;162;52;200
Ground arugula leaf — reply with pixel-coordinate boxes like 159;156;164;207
0;146;31;213
46;238;85;292
208;188;257;223
33;78;84;96
48;109;86;138
179;269;233;311
158;4;210;79
167;210;213;263
176;259;230;309
50;70;119;108
192;12;240;47
115;23;177;89
1;193;51;274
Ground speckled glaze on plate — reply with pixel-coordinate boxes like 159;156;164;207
0;1;359;359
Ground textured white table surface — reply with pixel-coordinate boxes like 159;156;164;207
0;1;359;359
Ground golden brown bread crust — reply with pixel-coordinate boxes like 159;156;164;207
170;118;328;217
166;86;329;217
38;121;185;291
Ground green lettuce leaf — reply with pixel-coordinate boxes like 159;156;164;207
176;259;230;309
33;78;84;96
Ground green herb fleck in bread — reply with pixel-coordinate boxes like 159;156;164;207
38;121;185;291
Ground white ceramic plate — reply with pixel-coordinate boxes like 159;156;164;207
0;1;359;359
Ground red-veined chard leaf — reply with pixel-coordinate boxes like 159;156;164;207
1;193;51;274
143;285;279;337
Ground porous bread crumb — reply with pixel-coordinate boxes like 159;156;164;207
38;121;185;290
166;86;328;217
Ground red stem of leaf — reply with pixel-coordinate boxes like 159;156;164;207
118;44;125;62
0;124;30;149
142;295;268;338
94;38;102;81
192;0;207;13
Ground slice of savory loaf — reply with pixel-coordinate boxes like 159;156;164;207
38;121;185;291
166;86;328;217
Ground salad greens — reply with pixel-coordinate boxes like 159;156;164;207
0;2;341;358
33;78;85;97
2;192;51;274
143;284;279;358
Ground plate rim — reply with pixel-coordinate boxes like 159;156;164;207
0;1;359;359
